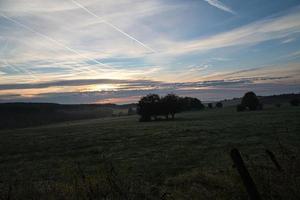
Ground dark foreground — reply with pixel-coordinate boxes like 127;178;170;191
0;106;299;199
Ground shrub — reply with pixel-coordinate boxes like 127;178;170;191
208;103;213;109
241;91;260;111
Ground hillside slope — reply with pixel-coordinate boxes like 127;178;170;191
0;107;299;199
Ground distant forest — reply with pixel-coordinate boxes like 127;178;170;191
0;103;133;130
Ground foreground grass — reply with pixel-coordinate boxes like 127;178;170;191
0;107;300;199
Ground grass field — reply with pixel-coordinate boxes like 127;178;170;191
0;106;300;199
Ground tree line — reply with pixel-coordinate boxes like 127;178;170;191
136;91;299;121
137;94;204;121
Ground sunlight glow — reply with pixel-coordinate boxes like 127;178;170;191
85;84;120;92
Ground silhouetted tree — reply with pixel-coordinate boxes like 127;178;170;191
161;94;180;119
241;91;260;111
290;99;299;106
137;94;204;122
179;97;204;111
137;94;160;121
216;102;223;108
208;103;213;109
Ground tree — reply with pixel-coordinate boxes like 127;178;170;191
241;91;260;111
161;94;180;119
137;94;160;121
137;94;204;122
208;103;213;109
188;97;205;110
290;99;299;106
179;97;204;111
216;102;223;108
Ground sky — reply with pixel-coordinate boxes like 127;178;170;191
0;0;300;104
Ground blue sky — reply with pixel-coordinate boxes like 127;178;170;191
0;0;300;104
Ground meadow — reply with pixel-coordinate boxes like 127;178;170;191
0;106;300;199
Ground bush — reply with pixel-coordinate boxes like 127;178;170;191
208;103;213;109
290;99;299;106
241;91;261;111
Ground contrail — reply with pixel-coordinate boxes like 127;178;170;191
70;0;156;53
204;0;236;15
0;41;19;73
3;58;39;80
0;13;111;74
0;40;39;80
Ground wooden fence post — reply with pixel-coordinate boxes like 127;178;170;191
230;148;261;200
265;149;282;172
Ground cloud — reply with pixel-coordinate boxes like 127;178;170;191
281;37;295;44
70;0;156;53
0;73;292;91
0;78;159;90
161;7;300;55
187;64;209;72
0;0;300;99
204;0;235;14
285;50;300;58
1;77;299;104
0;13;111;74
0;0;175;84
202;62;300;80
1;53;299;103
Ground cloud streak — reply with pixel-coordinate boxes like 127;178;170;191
0;76;299;104
0;13;111;74
0;60;299;104
0;74;294;91
70;0;156;53
204;0;235;14
0;0;299;103
163;7;300;55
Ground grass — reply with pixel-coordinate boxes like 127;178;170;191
0;106;300;199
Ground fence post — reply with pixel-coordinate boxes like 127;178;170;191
230;148;261;200
265;149;282;172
